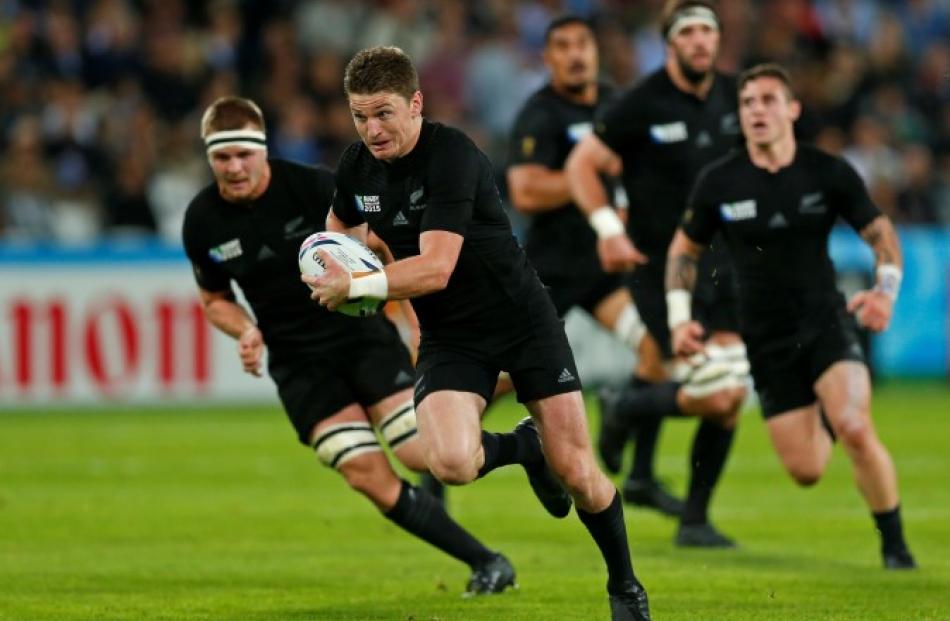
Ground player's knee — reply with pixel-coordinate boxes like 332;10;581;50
835;413;873;452
548;450;596;500
426;449;478;485
340;456;387;497
705;389;737;418
786;461;824;487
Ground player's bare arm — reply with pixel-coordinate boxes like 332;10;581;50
306;230;464;310
507;164;574;213
197;286;263;377
848;215;904;332
565;133;645;272
666;229;706;356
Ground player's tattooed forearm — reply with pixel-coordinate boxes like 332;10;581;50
860;215;901;266
666;253;698;291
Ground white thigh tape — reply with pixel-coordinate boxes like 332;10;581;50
312;422;380;469
378;401;417;449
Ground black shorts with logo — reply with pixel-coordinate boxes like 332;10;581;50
746;305;866;418
543;269;625;318
414;289;583;406
268;318;415;445
628;250;740;359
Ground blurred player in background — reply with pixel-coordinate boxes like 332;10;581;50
507;15;682;517
668;63;916;569
307;46;651;621
181;96;516;596
566;0;747;548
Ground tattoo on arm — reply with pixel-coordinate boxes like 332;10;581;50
666;253;698;291
859;215;902;267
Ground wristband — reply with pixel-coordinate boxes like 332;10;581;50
666;289;692;330
876;264;902;301
348;270;388;300
589;206;625;239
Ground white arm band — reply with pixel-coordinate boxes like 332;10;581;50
666;289;692;330
876;264;902;301
348;270;388;300
589;206;626;239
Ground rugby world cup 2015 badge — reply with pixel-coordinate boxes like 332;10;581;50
720;200;757;221
209;238;243;262
355;195;381;213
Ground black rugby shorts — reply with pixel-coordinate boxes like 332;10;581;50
543;269;625;318
747;306;866;418
268;321;415;445
413;290;583;406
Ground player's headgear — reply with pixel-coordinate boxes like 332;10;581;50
200;96;268;155
661;0;720;41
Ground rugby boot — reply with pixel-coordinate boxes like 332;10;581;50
675;522;737;548
514;417;573;518
597;387;628;474
608;581;651;621
883;547;917;570
464;553;517;596
622;477;684;517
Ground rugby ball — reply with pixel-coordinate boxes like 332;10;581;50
298;231;385;317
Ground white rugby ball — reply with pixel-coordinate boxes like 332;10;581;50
298;231;385;317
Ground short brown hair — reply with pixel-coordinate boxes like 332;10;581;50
660;0;720;39
343;46;419;101
738;63;796;100
200;96;265;138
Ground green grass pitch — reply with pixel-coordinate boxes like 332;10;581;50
1;382;948;620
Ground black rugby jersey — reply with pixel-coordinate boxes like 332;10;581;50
507;84;614;280
595;70;740;258
682;145;880;337
182;158;386;358
332;119;546;336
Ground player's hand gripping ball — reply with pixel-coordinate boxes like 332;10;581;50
298;232;385;317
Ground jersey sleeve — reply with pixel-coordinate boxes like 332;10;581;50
181;204;233;293
308;165;336;223
330;144;367;227
680;165;720;245
507;101;560;168
831;156;881;231
419;132;480;236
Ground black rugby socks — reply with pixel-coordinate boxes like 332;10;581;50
620;378;683;420
576;491;640;594
384;479;494;568
873;505;909;555
478;428;538;478
681;419;736;525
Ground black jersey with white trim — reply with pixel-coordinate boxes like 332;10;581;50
332;119;546;336
507;84;615;279
682;145;880;337
182;158;385;358
595;70;740;258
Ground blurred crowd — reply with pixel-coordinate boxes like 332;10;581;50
1;0;949;243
